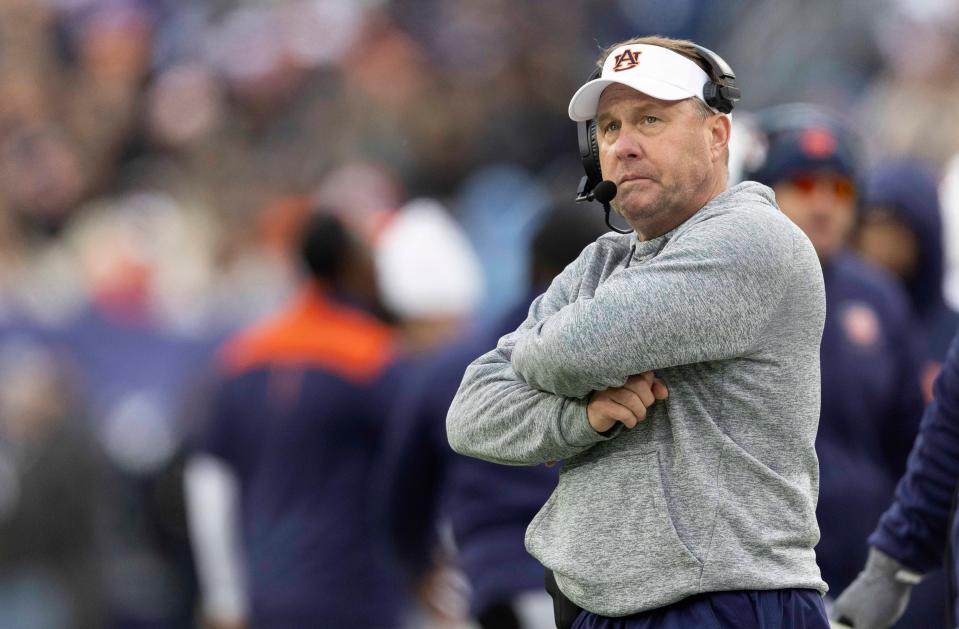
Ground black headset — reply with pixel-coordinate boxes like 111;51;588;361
575;43;741;203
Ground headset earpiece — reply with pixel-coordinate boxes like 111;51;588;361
690;43;740;114
576;120;603;193
576;67;604;202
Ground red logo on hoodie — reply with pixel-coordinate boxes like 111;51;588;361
842;302;881;349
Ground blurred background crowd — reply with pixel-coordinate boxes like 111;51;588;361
2;0;959;627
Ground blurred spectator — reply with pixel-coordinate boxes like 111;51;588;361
0;124;87;236
858;158;959;398
0;332;105;629
59;299;218;628
375;198;484;352
456;166;550;327
859;0;959;168
46;192;227;629
144;62;227;153
708;0;887;110
742;104;942;627
312;160;404;247
186;211;411;628
379;204;607;629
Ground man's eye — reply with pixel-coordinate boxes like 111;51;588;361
643;115;659;124
603;121;619;134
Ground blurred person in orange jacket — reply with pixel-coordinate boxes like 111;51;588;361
185;210;413;629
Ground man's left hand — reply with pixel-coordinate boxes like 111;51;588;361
587;371;668;432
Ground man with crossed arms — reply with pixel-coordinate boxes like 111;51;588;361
447;35;830;628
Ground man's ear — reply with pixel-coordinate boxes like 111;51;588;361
709;113;731;162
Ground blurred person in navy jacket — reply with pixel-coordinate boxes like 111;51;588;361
833;330;959;627
378;205;606;629
185;211;410;629
743;105;941;627
857;158;959;398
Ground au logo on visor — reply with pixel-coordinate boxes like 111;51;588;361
612;49;642;72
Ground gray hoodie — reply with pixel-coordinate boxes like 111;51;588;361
446;182;828;616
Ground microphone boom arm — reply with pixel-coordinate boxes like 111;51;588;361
580;179;632;234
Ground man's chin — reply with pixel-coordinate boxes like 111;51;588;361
614;193;663;221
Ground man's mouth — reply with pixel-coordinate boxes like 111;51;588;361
620;175;654;185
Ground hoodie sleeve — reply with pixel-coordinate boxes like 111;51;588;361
510;211;797;398
446;243;616;466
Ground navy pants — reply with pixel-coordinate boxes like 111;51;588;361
572;590;829;629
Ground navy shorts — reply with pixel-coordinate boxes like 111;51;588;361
572;589;828;629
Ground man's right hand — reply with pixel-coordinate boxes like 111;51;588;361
587;371;668;433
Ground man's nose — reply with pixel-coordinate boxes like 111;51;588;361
611;126;646;162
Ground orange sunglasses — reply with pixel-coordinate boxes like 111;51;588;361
789;173;857;201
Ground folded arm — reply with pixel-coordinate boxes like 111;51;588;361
511;217;794;397
447;244;617;465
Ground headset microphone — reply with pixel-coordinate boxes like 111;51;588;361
591;180;632;234
592;180;617;204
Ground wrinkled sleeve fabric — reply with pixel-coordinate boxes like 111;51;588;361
446;243;615;466
869;332;959;573
511;213;793;398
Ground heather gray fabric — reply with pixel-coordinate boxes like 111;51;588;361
446;181;828;616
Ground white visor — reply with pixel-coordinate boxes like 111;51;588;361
568;44;714;121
